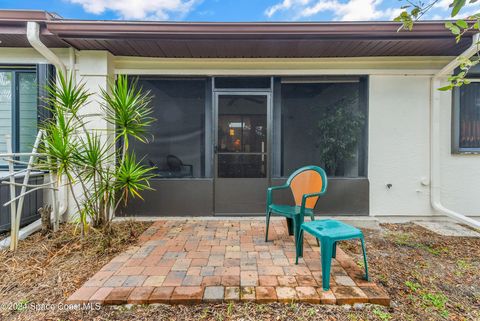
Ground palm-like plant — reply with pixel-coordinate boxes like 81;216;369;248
101;75;154;162
39;72;156;236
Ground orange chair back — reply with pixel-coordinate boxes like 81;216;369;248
287;166;327;209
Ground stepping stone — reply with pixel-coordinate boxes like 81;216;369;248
203;286;224;302
332;286;368;305
128;287;154;304
225;287;240;301
255;286;277;303
276;287;297;302
415;221;480;237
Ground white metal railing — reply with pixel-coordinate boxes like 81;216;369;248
0;130;62;251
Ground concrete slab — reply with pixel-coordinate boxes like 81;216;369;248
414;221;480;237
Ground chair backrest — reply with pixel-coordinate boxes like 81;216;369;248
286;166;328;209
167;155;183;172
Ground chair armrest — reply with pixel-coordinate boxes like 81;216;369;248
266;185;289;209
268;185;289;192
299;192;326;218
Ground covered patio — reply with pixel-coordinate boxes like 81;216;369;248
67;219;389;305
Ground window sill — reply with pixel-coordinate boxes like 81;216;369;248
452;151;480;155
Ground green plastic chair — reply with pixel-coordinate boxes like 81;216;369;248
265;165;328;246
296;219;369;291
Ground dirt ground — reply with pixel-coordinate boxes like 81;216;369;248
0;221;479;321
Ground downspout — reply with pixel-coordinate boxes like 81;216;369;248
26;21;69;220
430;33;480;229
26;21;66;75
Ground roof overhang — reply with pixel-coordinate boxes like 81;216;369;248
0;9;474;58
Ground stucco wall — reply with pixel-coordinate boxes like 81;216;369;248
369;75;480;217
439;87;480;216
369;76;433;216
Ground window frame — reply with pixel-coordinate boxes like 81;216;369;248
131;76;212;180
272;76;369;178
452;78;480;154
0;64;53;169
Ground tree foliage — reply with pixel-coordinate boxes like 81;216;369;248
316;95;364;176
395;0;480;90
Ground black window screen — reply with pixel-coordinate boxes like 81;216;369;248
132;78;208;178
277;77;367;177
457;82;480;150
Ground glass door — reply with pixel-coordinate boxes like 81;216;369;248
214;92;270;215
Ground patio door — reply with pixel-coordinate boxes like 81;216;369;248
214;92;271;215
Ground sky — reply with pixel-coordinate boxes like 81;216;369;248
1;0;479;22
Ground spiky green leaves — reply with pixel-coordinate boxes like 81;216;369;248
116;153;155;204
101;75;155;151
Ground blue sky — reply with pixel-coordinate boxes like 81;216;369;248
1;0;478;22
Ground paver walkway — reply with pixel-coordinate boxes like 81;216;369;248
67;219;389;305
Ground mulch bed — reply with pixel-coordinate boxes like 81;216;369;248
0;222;479;320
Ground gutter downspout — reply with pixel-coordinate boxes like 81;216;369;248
26;21;67;75
26;21;69;220
431;33;480;229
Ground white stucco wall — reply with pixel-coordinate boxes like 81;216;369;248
438;87;480;216
368;76;433;216
369;76;480;217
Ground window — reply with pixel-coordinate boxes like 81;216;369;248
453;82;480;153
214;77;271;89
0;69;38;165
274;77;367;177
132;78;209;178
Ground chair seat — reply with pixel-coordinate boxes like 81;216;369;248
269;204;314;217
301;219;363;240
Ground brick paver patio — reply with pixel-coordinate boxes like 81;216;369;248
67;219;390;305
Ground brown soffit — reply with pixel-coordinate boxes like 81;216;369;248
0;10;474;57
44;20;470;40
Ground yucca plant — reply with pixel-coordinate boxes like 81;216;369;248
39;72;155;237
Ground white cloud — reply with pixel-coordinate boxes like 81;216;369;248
265;0;311;18
433;0;480;18
265;0;402;21
67;0;201;20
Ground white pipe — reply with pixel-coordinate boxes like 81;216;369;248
430;34;480;229
27;21;69;221
69;47;76;77
0;219;42;250
15;130;43;240
437;34;480;77
5;135;17;250
26;21;66;75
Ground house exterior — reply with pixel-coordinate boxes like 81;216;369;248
0;10;479;222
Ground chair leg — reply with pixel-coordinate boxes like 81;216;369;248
309;214;320;247
265;210;271;242
320;239;333;291
295;229;304;264
286;217;294;236
292;216;298;247
360;237;369;281
332;241;337;258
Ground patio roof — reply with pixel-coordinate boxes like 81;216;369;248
0;9;474;58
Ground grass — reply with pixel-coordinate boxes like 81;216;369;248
372;307;392;321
